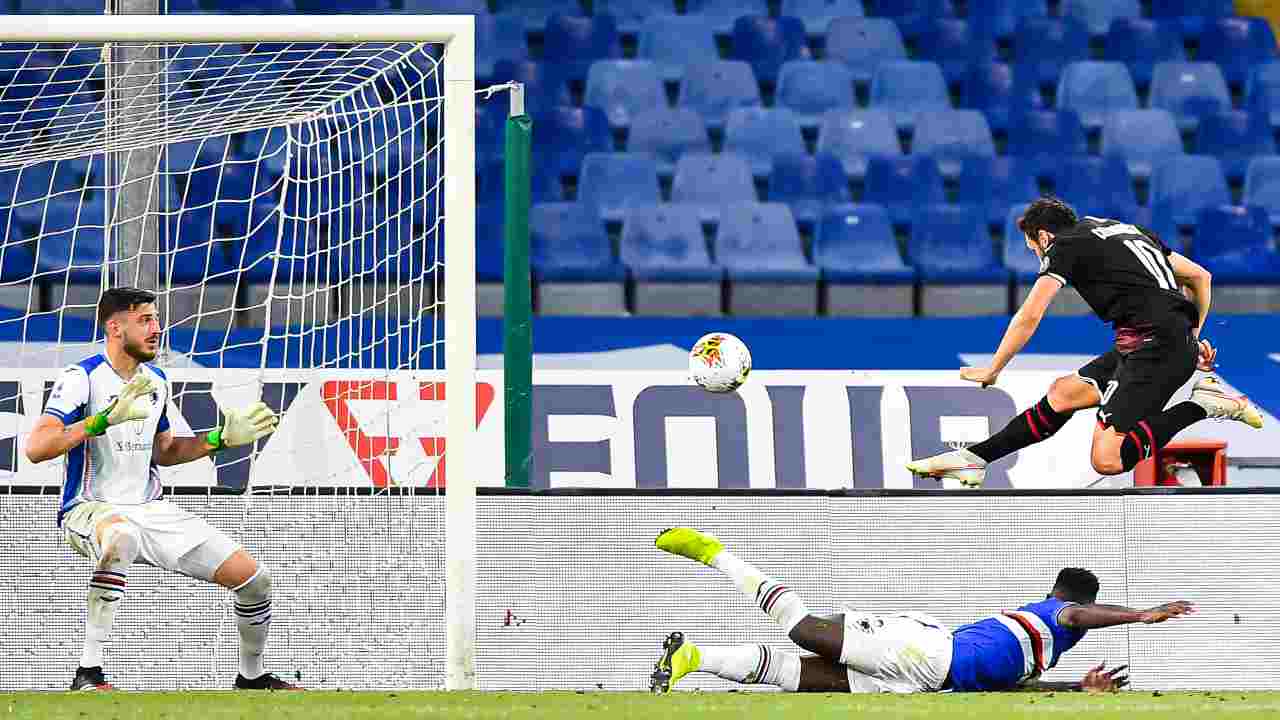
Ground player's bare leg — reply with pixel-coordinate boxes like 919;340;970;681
212;550;300;690
908;374;1099;487
72;515;140;691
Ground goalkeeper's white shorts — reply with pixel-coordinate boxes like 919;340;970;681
839;609;954;694
63;499;241;582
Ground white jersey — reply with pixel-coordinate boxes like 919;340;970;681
43;353;171;525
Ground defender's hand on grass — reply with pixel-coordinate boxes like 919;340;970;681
1081;663;1129;693
1196;339;1217;372
960;366;1000;388
1141;601;1196;624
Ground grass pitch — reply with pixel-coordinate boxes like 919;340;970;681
5;691;1280;720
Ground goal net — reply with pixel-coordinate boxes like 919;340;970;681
0;16;478;691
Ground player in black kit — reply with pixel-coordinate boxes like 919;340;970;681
908;196;1262;487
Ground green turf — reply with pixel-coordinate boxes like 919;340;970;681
4;691;1280;720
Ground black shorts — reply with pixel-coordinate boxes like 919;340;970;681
1076;330;1198;433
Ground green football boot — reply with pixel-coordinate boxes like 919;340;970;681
654;527;724;567
649;631;701;694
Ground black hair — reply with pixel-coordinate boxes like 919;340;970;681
97;287;156;327
1053;567;1100;604
1018;196;1079;239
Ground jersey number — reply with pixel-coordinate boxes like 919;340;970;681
1089;223;1178;290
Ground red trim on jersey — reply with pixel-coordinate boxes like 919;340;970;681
1003;611;1046;674
1127;431;1144;458
1025;410;1042;441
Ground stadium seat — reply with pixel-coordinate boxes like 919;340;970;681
531;106;611;178
1149;0;1233;37
1006;109;1089;160
1199;17;1279;88
1190;205;1280;312
620;204;723;316
530;202;626;315
780;0;864;38
871;0;955;40
671;152;758;223
27;196;106;282
907;203;1007;316
1196;110;1277;184
814;203;915;316
1247;63;1280;129
476;101;507;165
584;60;666;129
1055;62;1139;131
1050;155;1138;221
1062;0;1140;37
863;155;945;226
915;18;988;84
475;13;527;80
686;0;769;35
869;60;950;131
596;0;675;35
1012;17;1090;88
626;108;711;176
13;0;111;8
767;151;851;228
292;0;391;12
1245;156;1280;227
816;109;901;178
476;204;505;315
543;15;621;84
1149;62;1231;132
956;156;1040;227
1150;155;1230;231
637;15;719;83
1101;109;1183;180
825;17;906;85
678;61;763;131
730;15;810;84
716;203;819;316
401;0;488;12
724;108;807;178
493;0;582;32
967;0;1048;41
1104;18;1187;89
0;237;36;283
960;62;1045;133
577;153;660;223
479;157;563;207
910;110;995;178
211;0;296;12
775;61;856;129
489;60;571;114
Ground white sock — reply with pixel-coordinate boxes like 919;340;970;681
712;551;811;634
81;524;140;669
233;567;273;679
700;645;801;692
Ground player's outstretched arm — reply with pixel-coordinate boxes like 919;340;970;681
1059;600;1196;630
152;401;279;466
25;414;92;464
1022;663;1130;693
960;276;1061;387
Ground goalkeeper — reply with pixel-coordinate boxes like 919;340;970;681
25;287;299;692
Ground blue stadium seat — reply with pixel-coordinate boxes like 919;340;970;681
731;15;810;84
687;0;769;35
490;61;571;113
1007;109;1088;159
869;60;950;130
724;108;807;177
1105;18;1187;89
768;152;851;228
543;14;621;84
1062;0;1140;36
532;106;611;178
584;60;666;129
1149;61;1231;132
967;0;1048;41
626;108;711;176
1055;61;1138;131
671;152;758;223
530;203;625;283
960;62;1045;133
825;17;906;85
1150;155;1230;232
0;236;35;281
1003;204;1041;283
577;153;661;222
28;197;106;283
475;13;527;80
1013;17;1091;88
476;101;507;165
596;0;675;35
911;110;995;178
863;155;945;226
1051;155;1138;220
780;0;864;37
1191;204;1280;284
906;204;1005;283
401;0;488;12
1247;62;1280;129
816;109;901;178
775;60;855;129
213;0;296;12
1150;0;1237;39
871;0;955;40
814;203;914;284
476;204;504;284
479;157;563;206
678;61;763;131
1199;17;1279;88
494;0;582;32
292;0;391;12
716;203;818;283
638;15;719;83
1245;156;1280;226
916;18;988;84
957;156;1040;227
16;0;119;10
1196;110;1277;184
1101;109;1183;180
620;204;722;282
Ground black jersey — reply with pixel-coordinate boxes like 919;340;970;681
1037;216;1197;333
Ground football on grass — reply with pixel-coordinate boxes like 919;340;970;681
689;332;752;393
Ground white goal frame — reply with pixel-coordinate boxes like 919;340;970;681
0;14;478;689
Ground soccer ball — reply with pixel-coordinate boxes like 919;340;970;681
689;332;752;393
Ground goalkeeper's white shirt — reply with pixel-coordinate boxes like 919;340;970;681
43;353;172;526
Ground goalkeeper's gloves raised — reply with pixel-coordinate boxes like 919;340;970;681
205;401;279;452
84;374;155;436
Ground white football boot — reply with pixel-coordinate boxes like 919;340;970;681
1189;375;1263;429
905;448;987;488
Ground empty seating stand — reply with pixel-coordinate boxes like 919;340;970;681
530;202;627;316
814;203;915;316
621;204;723;316
716;203;819;315
1192;205;1280;313
908;204;1007;317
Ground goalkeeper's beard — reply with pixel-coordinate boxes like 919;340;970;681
123;335;159;363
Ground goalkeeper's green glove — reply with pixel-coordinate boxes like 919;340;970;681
205;401;279;452
84;374;155;436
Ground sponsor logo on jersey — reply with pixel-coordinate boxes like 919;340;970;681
113;440;154;453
